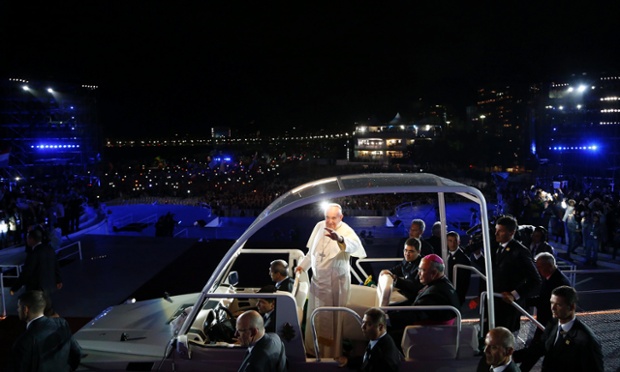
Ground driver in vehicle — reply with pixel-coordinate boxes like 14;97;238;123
269;259;294;292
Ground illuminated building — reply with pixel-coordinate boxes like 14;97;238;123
352;109;444;162
540;72;620;173
0;78;101;179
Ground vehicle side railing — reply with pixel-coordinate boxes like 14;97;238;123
479;291;545;339
354;258;401;283
452;263;486;290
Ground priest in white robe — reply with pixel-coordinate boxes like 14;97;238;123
295;203;366;358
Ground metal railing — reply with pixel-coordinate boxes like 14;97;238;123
174;228;189;238
57;241;83;261
479;291;545;339
354;257;402;281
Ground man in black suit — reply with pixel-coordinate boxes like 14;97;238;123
8;290;81;371
269;259;294;293
10;225;63;316
389;254;461;342
492;215;542;333
529;227;555;257
396;219;434;258
236;310;287;372
513;286;604;372
446;231;472;306
479;327;521;372
380;238;424;305
527;253;570;341
256;297;276;334
339;307;402;371
426;221;443;256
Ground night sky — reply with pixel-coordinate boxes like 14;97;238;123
1;2;618;138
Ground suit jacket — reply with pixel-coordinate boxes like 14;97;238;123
349;333;402;372
476;358;521;372
446;248;472;306
513;318;604;372
527;268;570;327
9;316;82;372
426;235;442;256
530;241;554;257
263;311;276;334
390;276;460;330
492;239;542;331
238;333;287;372
11;243;62;295
275;277;294;293
411;276;461;323
389;256;423;302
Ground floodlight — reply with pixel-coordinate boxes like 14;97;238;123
22;85;29;91
47;88;53;93
578;85;587;93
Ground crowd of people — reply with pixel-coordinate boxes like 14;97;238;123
0;175;90;249
493;175;620;265
2;152;616;370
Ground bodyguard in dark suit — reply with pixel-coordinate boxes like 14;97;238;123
342;307;402;372
529;226;555;257
513;286;603;372
269;259;294;293
446;231;472;306
477;327;521;372
8;290;81;372
492;216;542;332
396;219;434;257
236;310;286;372
10;226;63;316
527;253;570;343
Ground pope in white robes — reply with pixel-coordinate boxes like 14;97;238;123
296;203;366;358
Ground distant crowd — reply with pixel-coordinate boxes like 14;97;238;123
0;174;91;248
4;149;620;260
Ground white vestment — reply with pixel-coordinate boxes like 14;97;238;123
298;220;366;358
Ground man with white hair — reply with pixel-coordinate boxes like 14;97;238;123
296;203;366;358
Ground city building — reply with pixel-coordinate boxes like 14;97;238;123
539;72;620;176
352;108;444;162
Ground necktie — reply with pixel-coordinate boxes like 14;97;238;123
555;325;566;345
363;343;372;363
240;349;251;371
